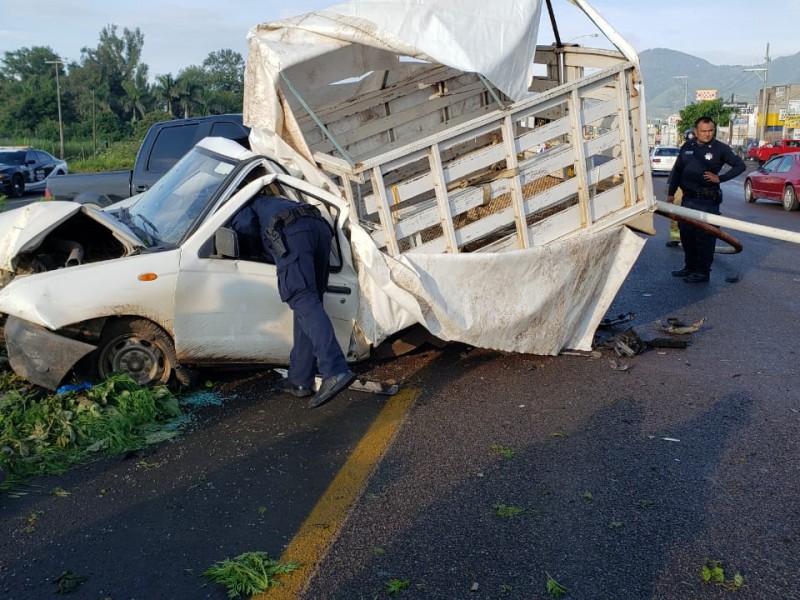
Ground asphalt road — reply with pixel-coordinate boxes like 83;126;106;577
2;163;800;599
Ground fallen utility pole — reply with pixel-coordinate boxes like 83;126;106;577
654;200;800;245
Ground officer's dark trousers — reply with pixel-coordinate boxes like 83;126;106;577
678;194;721;275
276;218;348;388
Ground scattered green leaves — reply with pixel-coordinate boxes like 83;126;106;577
204;551;299;599
386;578;411;594
581;490;593;502
550;431;569;438
0;374;184;485
490;444;515;459
23;510;43;533
702;560;725;584
608;519;623;528
701;559;744;590
51;570;88;594
546;574;568;597
51;487;70;497
493;503;532;518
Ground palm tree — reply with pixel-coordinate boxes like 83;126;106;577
153;74;179;116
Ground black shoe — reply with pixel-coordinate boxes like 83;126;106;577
308;370;356;408
671;268;691;277
665;240;680;247
275;378;313;398
683;272;710;283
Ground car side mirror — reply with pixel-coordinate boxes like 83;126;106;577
214;227;239;258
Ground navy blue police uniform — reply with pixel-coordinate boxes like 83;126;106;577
231;196;351;404
667;138;745;278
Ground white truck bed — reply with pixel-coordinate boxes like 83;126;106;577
242;0;655;355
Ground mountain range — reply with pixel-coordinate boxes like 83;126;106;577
639;48;800;121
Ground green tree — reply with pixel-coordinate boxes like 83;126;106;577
175;66;206;118
678;99;732;136
153;74;179;116
203;49;245;95
69;25;150;124
0;46;71;137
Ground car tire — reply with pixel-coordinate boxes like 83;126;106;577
744;180;757;203
96;318;182;387
10;174;24;198
782;185;799;212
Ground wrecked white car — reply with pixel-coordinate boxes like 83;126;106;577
0;0;661;390
0;138;366;389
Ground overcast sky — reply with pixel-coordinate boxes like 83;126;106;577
1;0;795;78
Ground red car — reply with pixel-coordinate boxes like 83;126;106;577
744;152;800;211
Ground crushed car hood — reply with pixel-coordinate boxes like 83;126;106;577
0;201;144;272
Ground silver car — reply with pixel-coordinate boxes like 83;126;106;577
649;146;680;175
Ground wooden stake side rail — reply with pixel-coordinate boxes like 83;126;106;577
306;50;650;256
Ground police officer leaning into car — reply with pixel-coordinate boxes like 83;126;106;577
666;116;745;283
231;195;355;408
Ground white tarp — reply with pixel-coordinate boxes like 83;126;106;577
350;225;645;354
244;0;638;141
243;0;648;355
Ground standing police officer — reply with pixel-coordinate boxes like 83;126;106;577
232;195;355;408
666;116;745;283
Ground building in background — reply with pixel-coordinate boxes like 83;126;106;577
755;84;800;143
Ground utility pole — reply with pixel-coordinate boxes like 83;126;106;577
45;59;65;159
745;43;770;144
674;75;688;109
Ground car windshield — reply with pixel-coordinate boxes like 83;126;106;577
0;151;26;165
655;147;679;157
122;145;238;247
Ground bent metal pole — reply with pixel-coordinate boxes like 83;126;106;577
654;200;800;246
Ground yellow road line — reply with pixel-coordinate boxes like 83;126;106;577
255;387;418;599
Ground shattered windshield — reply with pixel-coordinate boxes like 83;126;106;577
123;145;237;246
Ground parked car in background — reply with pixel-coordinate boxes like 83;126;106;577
747;139;800;165
744;153;800;211
0;147;68;198
649;145;680;175
45;115;249;207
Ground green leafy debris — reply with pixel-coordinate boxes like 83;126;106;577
0;374;185;485
386;578;411;594
546;574;568;597
493;503;533;518
701;559;744;589
51;570;88;594
204;551;300;598
490;444;515;459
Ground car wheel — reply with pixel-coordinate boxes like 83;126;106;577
744;179;756;203
10;174;24;198
782;185;799;212
96;318;180;387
